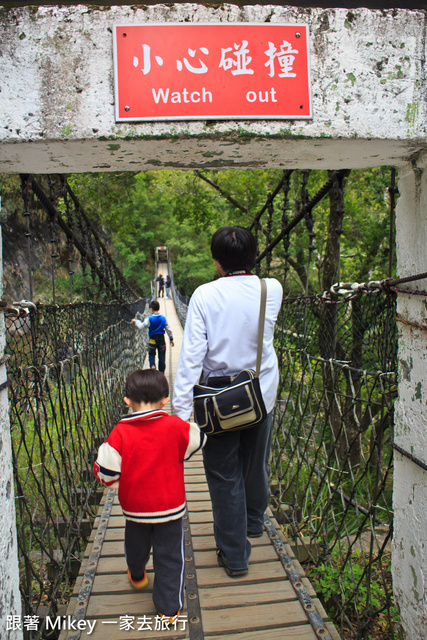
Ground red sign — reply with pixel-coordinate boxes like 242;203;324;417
113;24;312;122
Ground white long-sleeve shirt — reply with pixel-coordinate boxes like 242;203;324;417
172;274;283;421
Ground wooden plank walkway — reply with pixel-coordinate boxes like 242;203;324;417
60;267;340;640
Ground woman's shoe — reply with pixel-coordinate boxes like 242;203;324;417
128;569;148;589
216;549;248;577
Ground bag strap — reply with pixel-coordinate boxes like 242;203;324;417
256;278;267;377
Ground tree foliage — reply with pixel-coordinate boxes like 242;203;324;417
1;167;396;300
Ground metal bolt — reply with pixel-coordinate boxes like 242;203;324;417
295;32;301;38
123;33;127;37
124;106;130;112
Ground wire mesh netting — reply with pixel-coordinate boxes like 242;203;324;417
270;290;397;639
6;299;149;639
3;168;406;640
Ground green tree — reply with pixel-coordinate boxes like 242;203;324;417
1;167;396;301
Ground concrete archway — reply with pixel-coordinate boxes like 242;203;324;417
1;3;426;638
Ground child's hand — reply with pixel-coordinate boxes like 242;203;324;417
131;318;136;323
170;340;175;347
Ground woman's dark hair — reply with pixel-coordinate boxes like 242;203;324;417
211;226;257;271
125;369;169;404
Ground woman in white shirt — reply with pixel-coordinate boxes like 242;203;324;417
173;226;282;576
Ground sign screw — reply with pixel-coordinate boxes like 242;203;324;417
124;106;130;112
123;33;127;37
295;32;301;38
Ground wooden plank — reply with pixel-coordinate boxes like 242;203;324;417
202;601;311;634
77;615;189;640
104;527;125;541
86;590;157;617
187;511;214;524
204;626;317;640
97;540;127;556
186;500;213;512
91;572;153;594
85;589;188;619
191;533;268;550
196;561;289;587
325;622;343;640
96;555;151;574
186;491;211;501
184;475;207;483
184;468;205;475
185;522;214;536
107;514;126;528
194;544;280;567
199;580;297;608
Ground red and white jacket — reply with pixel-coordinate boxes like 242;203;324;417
93;410;206;523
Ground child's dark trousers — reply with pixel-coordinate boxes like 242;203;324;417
148;335;166;372
124;518;185;616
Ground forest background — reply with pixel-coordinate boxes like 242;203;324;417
0;167;395;302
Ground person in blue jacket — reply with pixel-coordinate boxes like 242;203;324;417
132;301;174;373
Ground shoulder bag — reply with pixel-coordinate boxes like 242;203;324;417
192;278;267;435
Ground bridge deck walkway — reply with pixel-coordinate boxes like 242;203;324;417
60;272;340;640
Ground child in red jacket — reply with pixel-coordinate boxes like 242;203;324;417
94;369;206;621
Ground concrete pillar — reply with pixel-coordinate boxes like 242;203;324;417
0;227;23;639
392;151;427;639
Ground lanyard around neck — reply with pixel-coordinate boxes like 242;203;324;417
224;269;252;276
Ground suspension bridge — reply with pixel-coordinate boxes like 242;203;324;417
5;170;423;640
57;283;338;640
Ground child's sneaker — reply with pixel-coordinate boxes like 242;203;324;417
128;569;148;589
157;610;181;624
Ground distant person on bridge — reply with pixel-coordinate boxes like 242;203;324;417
156;274;165;298
165;275;172;299
132;300;174;373
93;368;206;622
173;226;282;578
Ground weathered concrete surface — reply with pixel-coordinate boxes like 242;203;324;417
3;1;427;9
0;227;22;640
0;5;426;639
392;151;427;640
0;3;426;172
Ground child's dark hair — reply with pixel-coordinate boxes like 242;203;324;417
125;369;169;404
211;226;257;271
150;300;160;312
